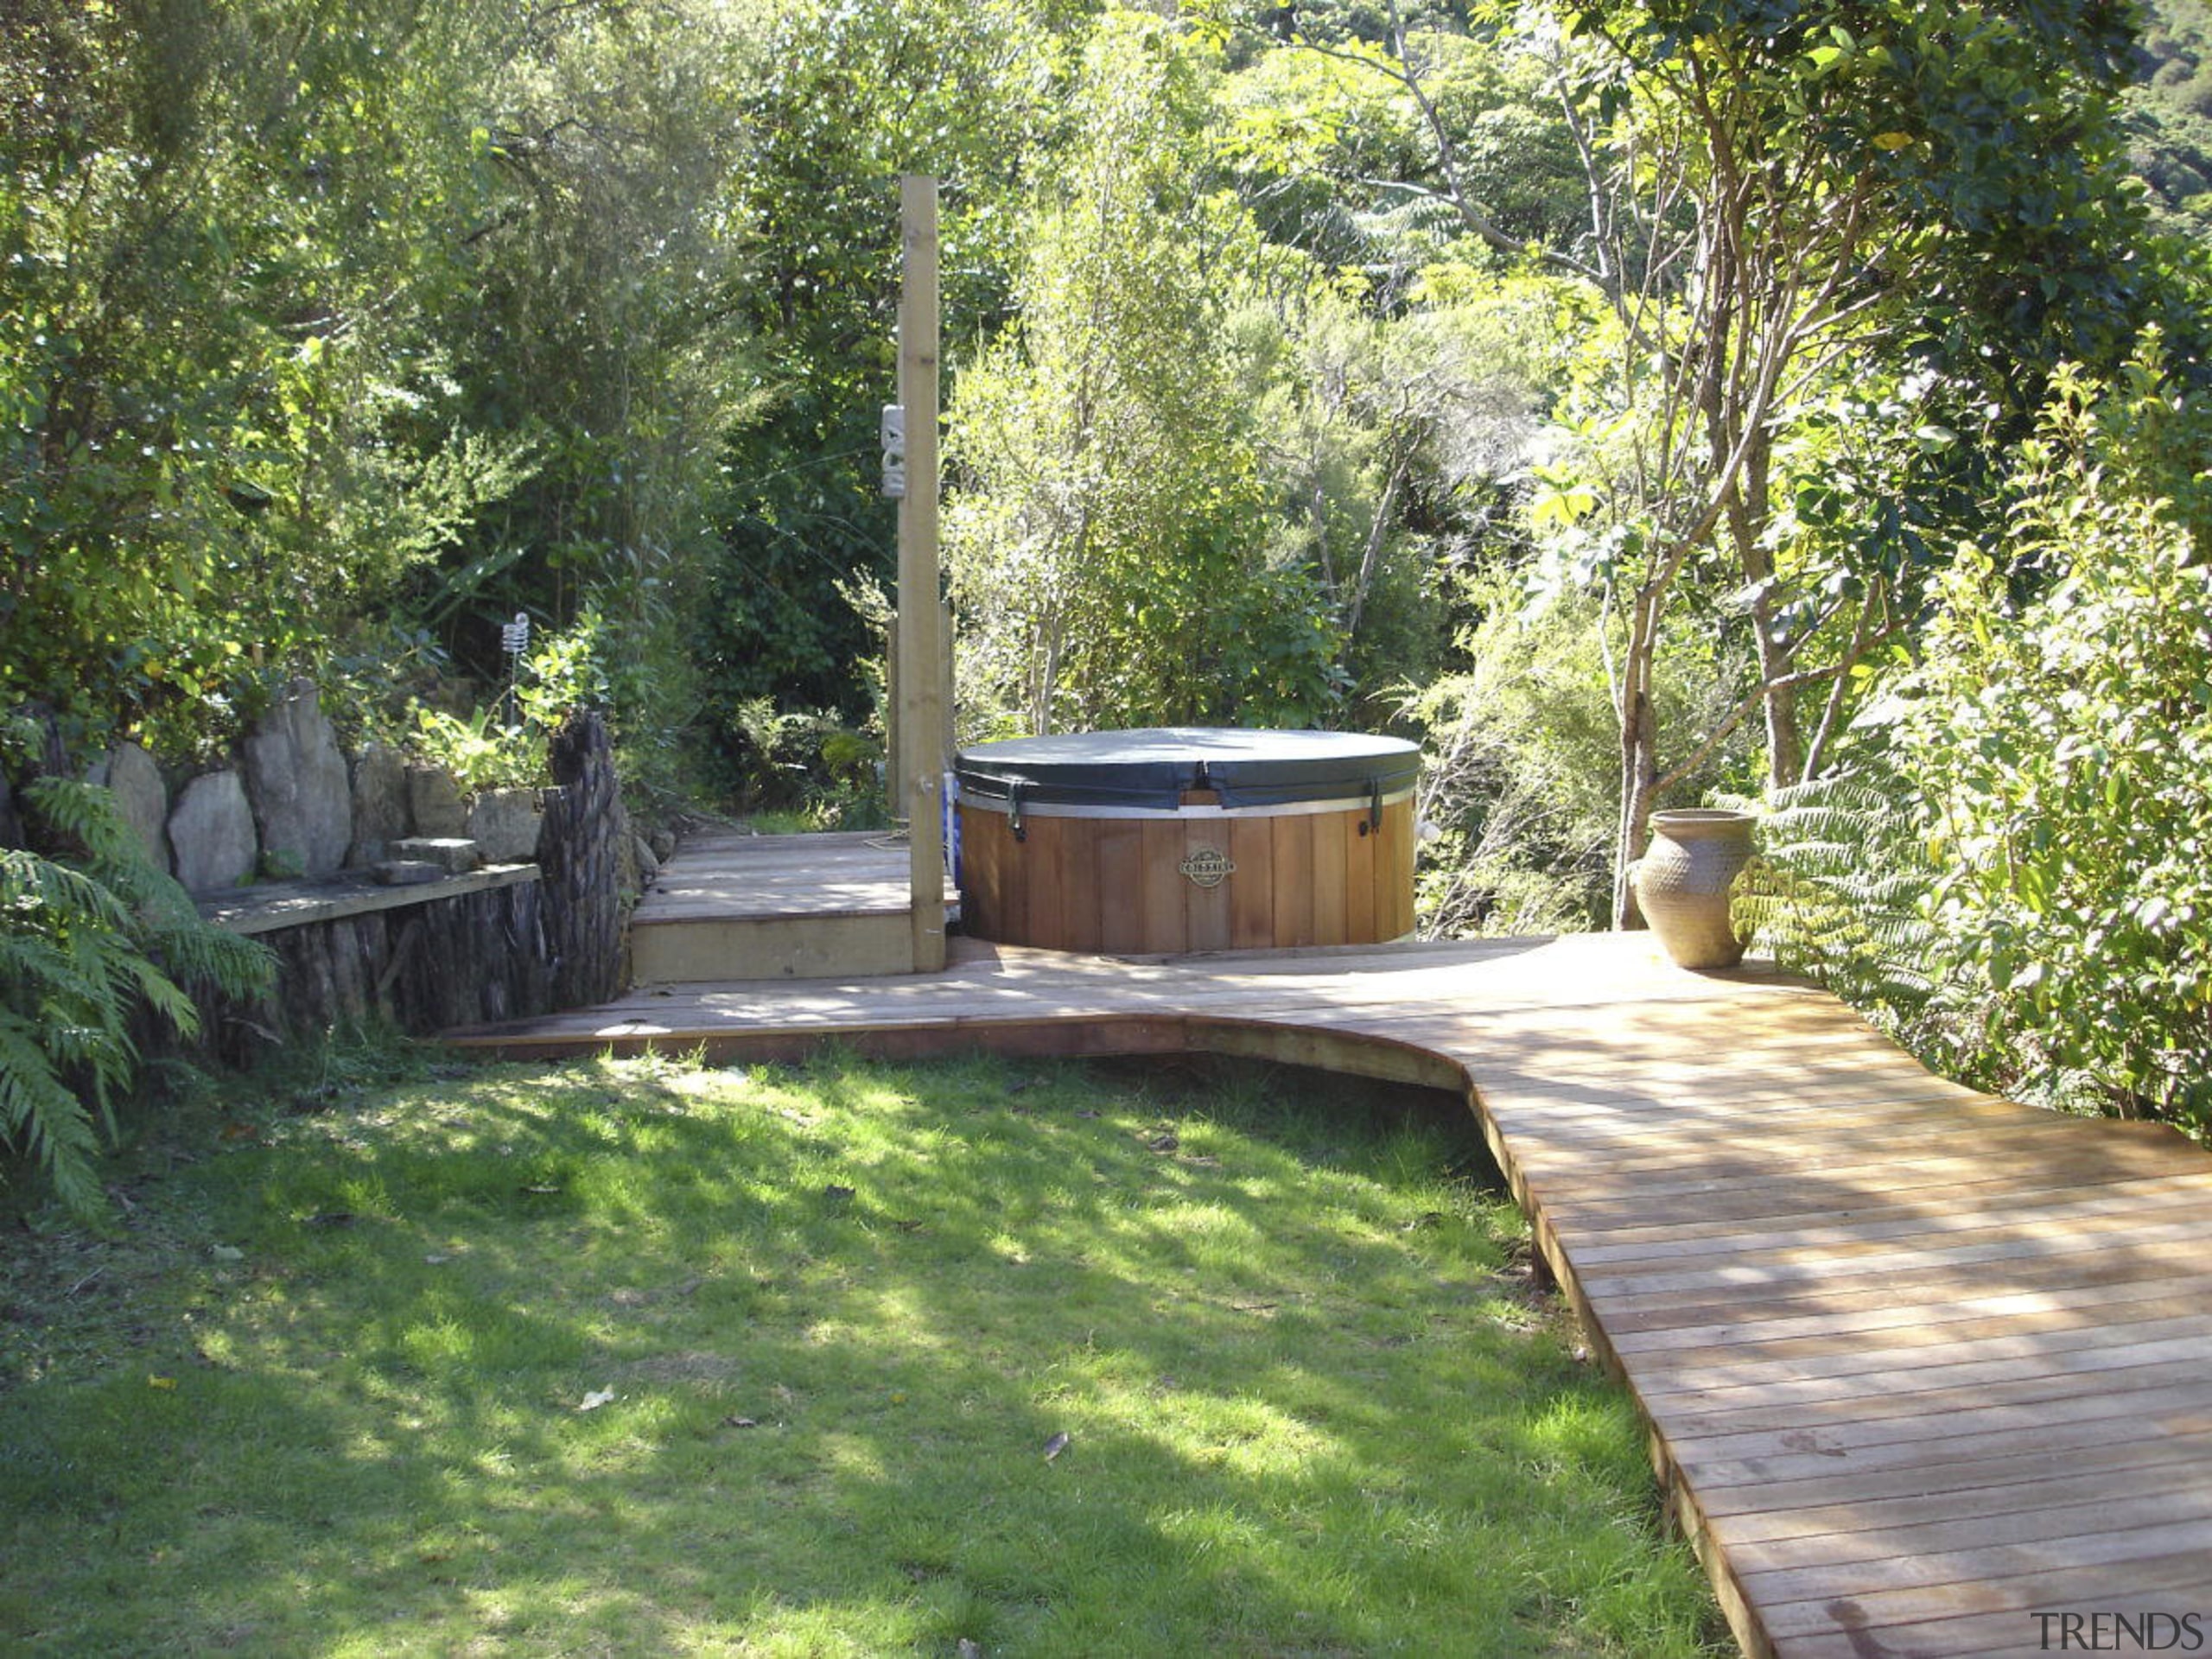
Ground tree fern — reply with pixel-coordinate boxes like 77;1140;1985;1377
0;778;275;1217
1730;772;1939;1011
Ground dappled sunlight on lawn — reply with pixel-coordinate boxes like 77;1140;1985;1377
0;1049;1724;1657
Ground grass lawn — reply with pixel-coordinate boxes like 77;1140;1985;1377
1;1044;1726;1656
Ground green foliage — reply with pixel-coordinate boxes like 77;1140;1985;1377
2126;0;2212;236
1217;22;1586;296
1408;574;1740;936
404;705;541;797
1494;0;2159;925
696;0;1071;787
1731;774;1937;1012
0;0;760;800
418;0;763;777
1;779;273;1218
1892;360;2212;1129
0;0;550;745
723;696;887;825
400;607;634;796
946;11;1347;735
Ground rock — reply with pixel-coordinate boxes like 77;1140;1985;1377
348;744;409;867
391;836;480;874
372;860;446;887
634;835;660;887
468;787;543;863
103;742;169;872
407;765;469;838
169;771;258;893
243;680;352;877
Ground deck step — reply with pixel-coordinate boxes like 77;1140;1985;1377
626;828;944;983
630;909;917;982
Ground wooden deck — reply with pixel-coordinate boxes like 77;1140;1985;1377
628;830;928;982
448;927;2212;1657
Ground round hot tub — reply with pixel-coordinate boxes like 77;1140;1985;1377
954;728;1420;955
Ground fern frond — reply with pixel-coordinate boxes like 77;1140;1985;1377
1730;772;1940;1010
2;779;279;1217
23;777;146;871
145;913;276;1004
122;954;202;1042
0;1014;106;1219
1;849;137;937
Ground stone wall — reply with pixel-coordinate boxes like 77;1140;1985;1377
103;679;548;893
5;687;635;1046
203;706;630;1043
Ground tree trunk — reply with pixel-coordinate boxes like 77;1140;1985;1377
542;708;625;1009
1613;589;1663;929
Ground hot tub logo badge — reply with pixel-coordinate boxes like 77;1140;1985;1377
1179;846;1236;888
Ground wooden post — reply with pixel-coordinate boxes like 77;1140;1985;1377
896;175;946;972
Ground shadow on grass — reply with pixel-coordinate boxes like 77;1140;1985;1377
0;1046;1721;1656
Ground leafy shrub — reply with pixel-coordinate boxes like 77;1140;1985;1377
2;779;274;1217
405;705;542;796
723;696;886;827
1409;574;1746;937
400;609;632;797
1890;362;2212;1129
1408;584;1619;937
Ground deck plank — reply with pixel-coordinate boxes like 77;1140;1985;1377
446;837;2212;1658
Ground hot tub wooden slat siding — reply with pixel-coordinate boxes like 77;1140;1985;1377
1140;818;1187;951
1228;814;1275;949
954;728;1420;956
1273;810;1315;947
1376;801;1413;940
1312;810;1351;947
1096;820;1146;954
960;796;1414;954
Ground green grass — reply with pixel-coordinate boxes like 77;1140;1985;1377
0;1046;1726;1656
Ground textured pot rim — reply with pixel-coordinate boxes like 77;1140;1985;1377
1648;807;1756;833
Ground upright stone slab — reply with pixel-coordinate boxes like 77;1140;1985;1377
468;787;543;863
244;680;352;877
407;765;469;838
348;743;409;867
104;742;169;872
169;770;258;893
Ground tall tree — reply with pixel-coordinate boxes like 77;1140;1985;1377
944;12;1341;736
1535;0;2145;920
696;0;1072;785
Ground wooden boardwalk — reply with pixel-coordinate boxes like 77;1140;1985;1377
448;929;2212;1657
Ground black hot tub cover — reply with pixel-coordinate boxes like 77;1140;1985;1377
953;727;1420;812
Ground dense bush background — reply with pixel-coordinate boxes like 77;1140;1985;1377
9;0;2212;1209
